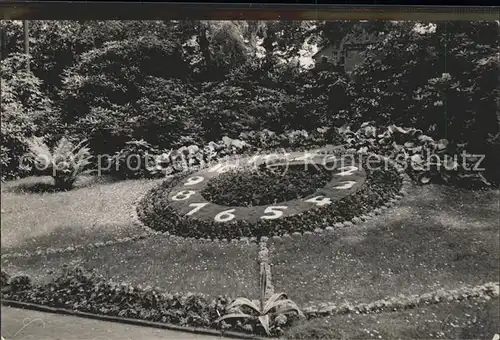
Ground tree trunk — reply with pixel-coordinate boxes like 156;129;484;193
198;23;213;69
23;20;30;72
0;25;6;60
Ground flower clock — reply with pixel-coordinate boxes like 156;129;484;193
138;149;403;239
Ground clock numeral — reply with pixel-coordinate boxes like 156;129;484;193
305;196;332;207
335;166;358;176
333;181;357;190
260;206;288;220
171;190;196;201
214;209;236;222
184;176;204;186
185;202;209;216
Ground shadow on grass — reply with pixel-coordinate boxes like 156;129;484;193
270;184;500;305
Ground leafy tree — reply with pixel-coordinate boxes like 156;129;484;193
0;20;24;59
187;21;265;80
1;20;189;95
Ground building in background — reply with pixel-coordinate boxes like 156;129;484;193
312;31;378;74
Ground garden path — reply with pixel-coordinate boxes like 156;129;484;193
1;306;241;340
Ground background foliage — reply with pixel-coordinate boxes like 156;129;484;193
1;20;498;186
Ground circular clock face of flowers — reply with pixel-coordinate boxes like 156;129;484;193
165;151;367;223
138;149;403;239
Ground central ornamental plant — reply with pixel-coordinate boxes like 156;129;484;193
217;270;304;336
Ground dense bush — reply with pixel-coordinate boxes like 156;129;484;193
0;21;187;94
60;38;192;155
1;54;58;181
194;81;305;140
107;140;160;179
238;128;335;150
299;59;352;127
133;77;202;148
7;275;32;292
349;22;499;183
337;123;492;188
1;271;10;288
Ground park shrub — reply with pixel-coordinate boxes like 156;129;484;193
1;54;59;181
238;128;336;150
349;22;499;184
194;82;302;141
108;140;161;179
7;275;32;292
299;59;352;127
59;38;192;156
337;122;492;188
22;136;93;190
0;21;172;94
0;271;10;288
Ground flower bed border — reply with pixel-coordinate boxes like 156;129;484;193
301;282;499;319
2;273;497;337
0;232;152;260
0;299;267;340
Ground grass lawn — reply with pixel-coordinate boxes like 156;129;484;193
285;296;499;339
1;175;161;254
1;176;260;298
270;183;500;306
2;236;260;298
1;174;498;337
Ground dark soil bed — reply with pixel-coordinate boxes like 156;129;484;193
201;164;333;207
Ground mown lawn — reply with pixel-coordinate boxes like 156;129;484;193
1;175;161;254
285;296;499;340
270;183;499;306
1;175;260;298
1;175;498;336
2;236;260;299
